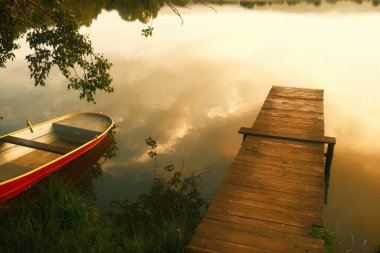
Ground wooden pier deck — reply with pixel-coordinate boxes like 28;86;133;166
187;86;335;253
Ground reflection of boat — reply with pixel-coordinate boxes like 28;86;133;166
58;132;115;186
0;112;114;204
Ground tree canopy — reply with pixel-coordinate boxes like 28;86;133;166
0;0;113;103
0;0;188;102
2;0;377;102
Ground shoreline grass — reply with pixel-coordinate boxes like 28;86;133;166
0;180;124;253
0;170;205;253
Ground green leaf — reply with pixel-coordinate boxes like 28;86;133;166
141;26;154;37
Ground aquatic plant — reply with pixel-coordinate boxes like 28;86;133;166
311;226;337;253
106;137;207;251
374;242;380;253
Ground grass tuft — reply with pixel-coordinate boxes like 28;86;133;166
311;226;336;253
0;179;126;253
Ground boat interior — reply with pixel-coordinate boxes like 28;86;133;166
0;113;111;183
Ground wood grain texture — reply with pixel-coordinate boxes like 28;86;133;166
186;86;326;253
0;150;61;181
0;133;79;182
0;136;72;155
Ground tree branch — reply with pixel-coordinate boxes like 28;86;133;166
164;0;184;25
13;0;29;21
26;0;58;22
200;2;218;14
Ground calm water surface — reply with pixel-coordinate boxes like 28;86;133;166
1;2;380;250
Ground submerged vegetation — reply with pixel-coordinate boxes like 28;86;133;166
375;243;380;253
0;138;206;253
311;226;380;253
312;226;337;253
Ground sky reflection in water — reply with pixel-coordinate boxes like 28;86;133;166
0;3;380;250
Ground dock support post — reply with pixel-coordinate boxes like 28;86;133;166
324;143;335;175
324;175;331;205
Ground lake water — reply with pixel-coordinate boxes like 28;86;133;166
1;1;379;250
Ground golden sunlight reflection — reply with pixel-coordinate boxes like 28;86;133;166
1;4;380;247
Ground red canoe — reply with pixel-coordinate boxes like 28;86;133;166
0;112;114;204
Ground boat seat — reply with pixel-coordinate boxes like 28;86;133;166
52;122;101;144
0;136;71;155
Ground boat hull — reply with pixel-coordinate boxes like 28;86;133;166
0;112;113;204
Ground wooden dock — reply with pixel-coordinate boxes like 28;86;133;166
186;86;335;253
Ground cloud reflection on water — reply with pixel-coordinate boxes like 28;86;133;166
1;4;380;248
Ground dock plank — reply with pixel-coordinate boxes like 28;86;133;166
204;210;309;236
209;218;323;249
223;173;324;199
195;218;323;253
230;161;324;187
187;86;329;253
234;155;325;177
218;183;324;209
258;108;324;119
189;235;275;253
262;98;324;114
214;193;323;220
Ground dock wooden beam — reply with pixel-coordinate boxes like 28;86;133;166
187;86;335;253
238;127;336;175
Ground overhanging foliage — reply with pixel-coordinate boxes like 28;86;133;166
0;0;113;103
